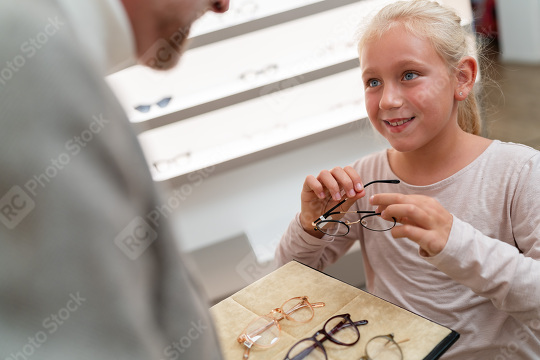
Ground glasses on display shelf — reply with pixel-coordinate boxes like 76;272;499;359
152;151;191;173
314;38;356;59
283;313;368;360
312;179;400;236
359;333;408;360
237;296;325;359
134;96;172;113
239;63;279;83
327;98;364;112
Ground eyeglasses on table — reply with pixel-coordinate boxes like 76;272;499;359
359;333;407;360
312;179;400;236
283;313;368;360
237;296;325;359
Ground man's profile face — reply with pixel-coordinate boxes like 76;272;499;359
125;0;229;70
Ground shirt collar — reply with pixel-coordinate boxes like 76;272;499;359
55;0;136;75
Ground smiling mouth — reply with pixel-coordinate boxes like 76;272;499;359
385;117;415;127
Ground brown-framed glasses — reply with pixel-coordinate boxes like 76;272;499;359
283;313;368;360
312;180;400;236
237;296;325;359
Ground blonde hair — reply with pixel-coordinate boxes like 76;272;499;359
357;0;482;135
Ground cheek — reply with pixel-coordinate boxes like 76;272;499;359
364;92;380;119
410;77;451;108
409;84;453;118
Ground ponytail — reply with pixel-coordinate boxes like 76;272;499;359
459;87;482;135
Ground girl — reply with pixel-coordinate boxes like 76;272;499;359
276;1;540;358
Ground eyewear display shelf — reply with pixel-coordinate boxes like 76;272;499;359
210;261;459;360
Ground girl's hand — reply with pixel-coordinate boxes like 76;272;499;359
300;166;365;237
369;193;453;256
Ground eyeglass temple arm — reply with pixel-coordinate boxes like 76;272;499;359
316;180;400;222
284;301;325;316
242;346;251;359
288;342;321;360
245;299;326;337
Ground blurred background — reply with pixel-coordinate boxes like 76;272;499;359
106;0;540;304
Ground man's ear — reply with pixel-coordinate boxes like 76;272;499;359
455;56;478;100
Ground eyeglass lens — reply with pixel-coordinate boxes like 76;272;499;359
285;315;363;360
134;96;172;113
281;297;314;322
242;297;316;349
359;214;395;232
243;315;281;347
364;335;403;360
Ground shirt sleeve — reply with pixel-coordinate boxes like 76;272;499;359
423;155;540;326
275;213;357;270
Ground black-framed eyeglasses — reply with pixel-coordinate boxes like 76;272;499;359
283;313;368;360
312;179;400;236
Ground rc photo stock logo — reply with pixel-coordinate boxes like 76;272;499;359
114;216;158;261
140;25;191;70
4;292;86;360
0;16;64;88
0;186;36;230
115;166;215;260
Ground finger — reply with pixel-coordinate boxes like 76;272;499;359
343;166;365;194
390;225;446;256
317;169;345;201
370;193;404;215
303;175;326;199
381;204;428;227
330;167;359;199
369;193;408;207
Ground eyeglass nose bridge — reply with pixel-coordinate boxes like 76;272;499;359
270;308;286;320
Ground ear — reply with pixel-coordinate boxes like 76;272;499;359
455;56;477;101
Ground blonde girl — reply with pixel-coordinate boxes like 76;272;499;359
277;1;540;358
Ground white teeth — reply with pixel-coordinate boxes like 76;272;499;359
388;117;413;127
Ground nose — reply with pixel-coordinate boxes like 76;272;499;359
210;0;230;13
379;83;403;110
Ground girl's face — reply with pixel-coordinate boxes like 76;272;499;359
360;24;460;153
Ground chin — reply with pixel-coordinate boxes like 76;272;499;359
138;28;191;71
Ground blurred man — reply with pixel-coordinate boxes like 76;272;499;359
0;0;229;359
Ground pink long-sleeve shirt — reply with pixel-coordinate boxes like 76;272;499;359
276;140;540;359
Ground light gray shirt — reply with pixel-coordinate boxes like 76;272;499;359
0;1;222;359
277;140;540;359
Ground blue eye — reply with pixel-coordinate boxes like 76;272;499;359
403;72;418;81
368;79;381;87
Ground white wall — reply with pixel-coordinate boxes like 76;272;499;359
496;0;540;63
164;120;388;256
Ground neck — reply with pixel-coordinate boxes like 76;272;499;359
388;129;490;186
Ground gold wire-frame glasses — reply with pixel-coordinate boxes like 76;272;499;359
237;296;325;359
359;333;408;360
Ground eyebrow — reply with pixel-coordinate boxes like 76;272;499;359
361;58;427;76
